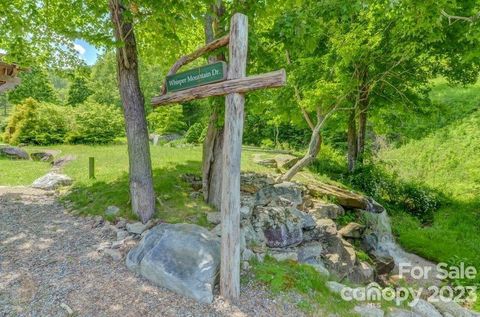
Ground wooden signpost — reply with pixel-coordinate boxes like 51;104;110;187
152;13;286;301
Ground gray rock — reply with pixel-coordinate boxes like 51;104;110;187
339;222;365;239
240;173;274;194
297;242;323;263
387;308;420;317
30;150;59;162
253;157;277;168
210;224;222;237
104;248;122;261
126;223;220;304
126;222;149;235
105;205;120;217
372;253;395;275
354;305;384;317
0;145;29;160
431;300;480;317
242;248;255;261
304;218;337;242
308;183;385;213
270;251;298;262
323;234;357;277
116;229;129;241
291;208;316;230
206;212;221;225
31;173;73;190
310;263;330;276
254;182;303;207
326;281;346;295
366;197;386;214
348;261;374;284
274;154;300;169
411;299;442;317
308;201;345;220
252;206;303;248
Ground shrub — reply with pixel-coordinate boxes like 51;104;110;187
3;98;69;145
345;163;441;224
184;122;205;144
147;105;186;135
260;138;275;149
66;102;124;144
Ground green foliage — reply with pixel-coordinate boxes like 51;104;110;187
3;98;69;145
184;122;205;144
67;76;93;106
88;52;121;107
147;105;186;135
309;147;441;224
337;211;358;227
346;163;441;224
7;68;57;105
66;102;124;144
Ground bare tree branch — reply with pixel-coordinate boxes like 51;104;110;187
441;10;480;25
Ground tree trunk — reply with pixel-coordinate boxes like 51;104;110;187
347;107;357;173
202;1;226;210
109;0;155;223
357;96;368;161
356;70;369;161
277;115;323;182
202;107;224;209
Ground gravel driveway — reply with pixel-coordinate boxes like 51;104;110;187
0;186;304;317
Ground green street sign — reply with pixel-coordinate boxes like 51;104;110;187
166;61;227;93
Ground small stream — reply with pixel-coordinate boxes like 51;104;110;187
362;210;442;286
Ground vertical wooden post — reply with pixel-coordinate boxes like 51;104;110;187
220;13;248;301
89;157;95;179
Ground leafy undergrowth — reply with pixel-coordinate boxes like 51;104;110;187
252;256;357;315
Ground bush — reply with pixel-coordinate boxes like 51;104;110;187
3;98;69;145
147;105;186;135
184;122;205;144
66;102;124;144
345;163;441;224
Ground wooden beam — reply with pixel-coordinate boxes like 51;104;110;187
220;12;248;302
161;35;230;94
152;69;285;106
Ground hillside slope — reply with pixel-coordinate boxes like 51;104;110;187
378;83;480;283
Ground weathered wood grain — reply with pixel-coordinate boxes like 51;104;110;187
220;12;248;302
152;69;285;106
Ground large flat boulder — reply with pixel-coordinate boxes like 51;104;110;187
274;154;300;169
0;145;29;160
30;150;60;162
126;223;220;304
307;183;385;213
31;173;73;190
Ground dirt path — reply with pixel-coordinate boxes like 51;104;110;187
0;186;303;317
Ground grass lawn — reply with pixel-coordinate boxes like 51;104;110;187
0;144;275;225
0;156;51;185
378;83;480;286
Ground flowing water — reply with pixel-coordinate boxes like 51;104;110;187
362;210;410;266
362;210;442;286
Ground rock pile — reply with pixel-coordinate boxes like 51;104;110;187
186;172;396;285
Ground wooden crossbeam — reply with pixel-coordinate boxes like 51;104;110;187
152;69;286;106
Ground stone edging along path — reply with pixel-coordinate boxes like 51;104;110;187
0;185;304;316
